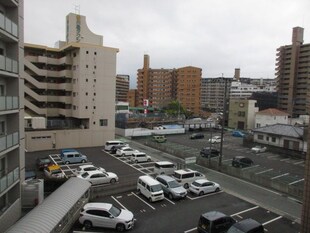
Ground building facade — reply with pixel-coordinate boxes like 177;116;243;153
128;89;138;107
0;0;25;231
176;66;201;116
276;27;310;117
116;74;129;102
228;99;258;130
255;108;289;128
23;13;118;151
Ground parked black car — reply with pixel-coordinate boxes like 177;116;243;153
200;147;220;158
198;211;236;233
36;157;52;170
227;218;264;233
190;133;204;139
110;144;126;154
232;156;253;168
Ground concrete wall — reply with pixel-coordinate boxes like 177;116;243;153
115;127;185;137
0;199;21;232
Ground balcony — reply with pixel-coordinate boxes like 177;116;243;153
0;132;19;153
0;55;18;74
0;167;19;194
0;96;19;111
0;12;18;39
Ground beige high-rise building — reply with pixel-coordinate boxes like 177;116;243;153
276;27;310;117
116;75;129;102
0;0;25;231
23;13;118;151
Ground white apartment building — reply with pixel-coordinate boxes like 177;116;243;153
24;13;118;151
255;108;289;128
0;0;25;231
229;81;260;99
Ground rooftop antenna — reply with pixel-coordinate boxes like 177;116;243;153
74;4;80;15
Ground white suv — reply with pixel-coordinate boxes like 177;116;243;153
79;202;135;231
116;147;139;157
131;152;151;163
171;169;205;189
208;136;223;144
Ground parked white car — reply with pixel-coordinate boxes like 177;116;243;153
251;145;267;153
77;170;118;185
130;152;151;163
79;202;135;231
189;179;221;196
116;146;139;157
208;136;223;144
75;165;106;176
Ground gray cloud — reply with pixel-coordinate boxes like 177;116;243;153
24;0;310;88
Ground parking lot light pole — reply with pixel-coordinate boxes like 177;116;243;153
218;78;228;170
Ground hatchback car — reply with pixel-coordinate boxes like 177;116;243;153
77;170;118;185
79;202;135;231
251;145;267;153
232;130;245;137
189;179;221;196
153;135;167;143
227;218;264;233
36;157;52;170
190;133;205;139
208;136;223;143
200;147;220;158
116;147;139;157
198;211;236;233
155;175;187;200
110;145;127;154
232;156;254;168
130;152;151;163
75;165;106;175
44;164;65;179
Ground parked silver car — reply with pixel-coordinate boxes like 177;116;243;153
155;175;187;200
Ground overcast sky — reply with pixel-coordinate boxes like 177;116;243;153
24;0;309;88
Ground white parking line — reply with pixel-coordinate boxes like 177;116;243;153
184;227;196;233
270;173;289;180
242;165;259;170
262;216;283;225
131;192;155;210
255;168;273;175
280;158;290;162
187;190;223;200
164;197;175;205
289;178;304;185
294;160;304;165
267;155;279;159
111;195;129;210
223;159;232;162
231;206;259;217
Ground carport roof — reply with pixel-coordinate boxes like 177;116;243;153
252;123;304;138
6;177;91;233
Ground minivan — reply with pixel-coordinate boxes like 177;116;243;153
227;218;264;233
104;140;128;151
198;211;236;233
130;152;151;163
154;161;176;175
172;169;205;189
60;149;88;164
137;175;164;202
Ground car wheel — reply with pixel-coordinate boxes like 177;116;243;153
116;223;125;232
122;153;125;157
84;220;92;229
135;160;138;163
149;197;153;202
81;159;86;163
110;178;116;184
147;158;151;162
215;188;220;192
137;189;140;194
65;161;69;165
199;191;204;196
168;193;173;200
184;183;189;189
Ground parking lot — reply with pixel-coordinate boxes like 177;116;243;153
25;135;302;233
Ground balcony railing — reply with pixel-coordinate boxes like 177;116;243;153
0;167;19;194
0;55;18;74
0;12;18;37
0;96;19;111
0;132;19;153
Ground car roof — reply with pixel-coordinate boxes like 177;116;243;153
155;161;174;165
201;211;228;221
84;202;112;210
83;170;103;175
78;165;95;169
133;152;146;155
232;218;262;231
120;146;132;150
138;175;160;185
156;175;176;182
193;179;209;184
174;169;196;174
47;164;61;170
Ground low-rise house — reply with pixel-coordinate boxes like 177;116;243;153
255;108;289;128
252;124;306;153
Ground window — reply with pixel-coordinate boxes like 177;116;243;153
86;79;88;82
86;51;89;54
85;92;88;96
258;135;264;140
85;106;88;109
94;52;97;55
94;66;96;69
93;106;96;109
100;119;108;126
86;65;88;68
272;137;276;142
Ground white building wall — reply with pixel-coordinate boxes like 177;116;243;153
255;115;289;128
246;100;258;130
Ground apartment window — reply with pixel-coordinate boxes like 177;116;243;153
94;93;96;96
85;106;88;109
73;105;77;110
94;66;96;69
272;137;276;143
94;52;97;55
86;79;88;82
73;52;76;57
0;85;4;96
238;111;245;117
93;106;96;109
86;65;88;68
94;79;96;82
86;51;89;54
258;134;264;140
266;136;269;141
93;121;96;125
85;92;88;96
0;48;3;55
256;123;261;128
0;121;5;135
100;119;108;126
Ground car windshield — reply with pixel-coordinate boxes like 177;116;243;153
109;205;121;217
173;173;181;179
51;170;62;174
168;180;181;188
192;181;202;187
227;226;243;233
81;172;89;178
151;184;162;192
41;158;50;163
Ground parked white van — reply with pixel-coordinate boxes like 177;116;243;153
154;161;176;175
104;140;128;151
130;152;151;163
171;169;205;189
137;175;164;202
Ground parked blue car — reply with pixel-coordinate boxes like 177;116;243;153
232;130;245;137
